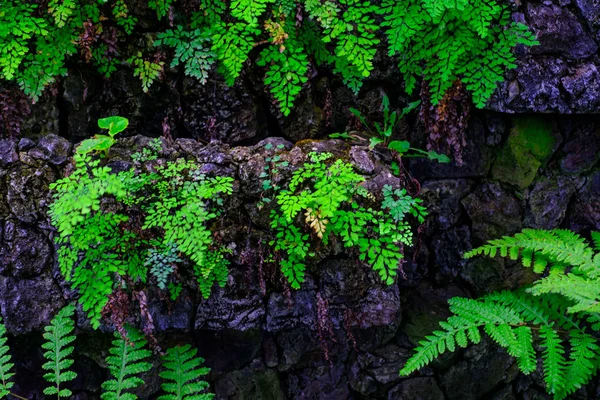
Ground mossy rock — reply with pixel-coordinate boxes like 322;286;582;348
491;116;557;189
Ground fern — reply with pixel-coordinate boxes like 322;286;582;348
402;229;600;399
231;0;274;24
211;22;260;86
381;0;538;107
129;52;164;93
49;117;234;329
270;152;425;288
149;0;174;20
158;345;214;400
102;326;152;400
257;38;309;116
0;317;15;398
42;304;78;398
156;26;216;85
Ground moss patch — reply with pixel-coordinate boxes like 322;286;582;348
492;116;557;189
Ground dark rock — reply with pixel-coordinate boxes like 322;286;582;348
527;4;598;59
561;64;600;111
574;0;600;40
488;57;570;113
462;183;523;243
0;275;65;334
29;134;72;165
387;377;445;400
356;343;410;385
439;341;514;400
420;179;473;230
276;329;319;371
410;116;493;179
181;77;263;145
462;255;506;293
559;123;600;174
526;175;584;228
0;223;51;278
431;225;472;281
564;170;600;231
215;359;284;400
266;290;316;332
0;140;18;167
195;288;264;331
349;147;376;175
6;164;55;223
17;138;35;151
148;287;195;331
286;361;350;400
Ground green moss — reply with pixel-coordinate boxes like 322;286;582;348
492;116;556;189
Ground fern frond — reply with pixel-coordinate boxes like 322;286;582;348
555;331;600;400
539;325;566;395
101;327;152;400
529;274;600;314
465;229;598;277
0;317;15;398
158;344;214;400
591;231;600;252
42;304;77;398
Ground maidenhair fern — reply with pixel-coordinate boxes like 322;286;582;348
0;0;537;113
158;345;214;400
49;117;234;330
102;326;152;400
401;229;600;400
0;317;15;398
270;152;426;288
42;304;78;398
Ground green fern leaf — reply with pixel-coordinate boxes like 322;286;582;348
101;326;152;400
555;331;600;399
539;325;566;395
257;40;309;116
158;344;214;400
0;317;15;398
42;304;78;398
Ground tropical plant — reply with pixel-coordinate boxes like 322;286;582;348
401;229;600;400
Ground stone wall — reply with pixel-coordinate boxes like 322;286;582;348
1;110;599;398
1;0;600;398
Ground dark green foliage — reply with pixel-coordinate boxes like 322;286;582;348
42;304;78;398
401;229;600;399
146;243;182;290
382;0;538;107
270;152;426;288
49;118;234;329
346;94;451;163
0;0;537;112
102;327;152;400
0;317;14;398
158;345;214;400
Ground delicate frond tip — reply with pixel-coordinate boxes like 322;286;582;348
158;344;214;400
465;229;598;277
42;304;78;398
101;326;152;400
0;317;15;398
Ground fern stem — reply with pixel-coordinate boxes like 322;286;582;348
9;392;28;400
